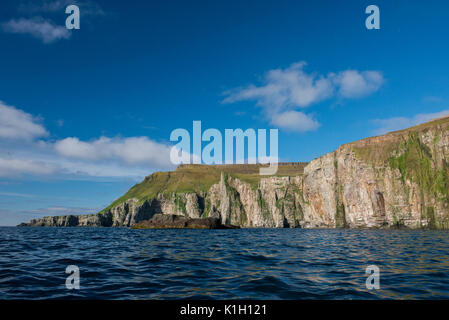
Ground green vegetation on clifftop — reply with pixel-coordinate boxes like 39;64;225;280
101;163;307;213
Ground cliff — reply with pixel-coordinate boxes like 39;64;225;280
22;116;449;229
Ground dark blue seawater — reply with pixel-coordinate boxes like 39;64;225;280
1;227;449;299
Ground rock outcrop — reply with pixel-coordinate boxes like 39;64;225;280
132;214;239;229
21;117;449;229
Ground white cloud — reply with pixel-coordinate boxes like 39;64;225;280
223;62;334;111
333;70;384;98
0;101;48;140
372;110;449;135
0;140;175;179
223;62;384;132
54;136;173;167
0;102;179;179
271;111;320;132
2;17;70;43
54;137;97;159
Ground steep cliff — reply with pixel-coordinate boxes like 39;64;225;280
23;116;449;229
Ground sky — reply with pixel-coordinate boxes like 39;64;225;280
1;0;449;225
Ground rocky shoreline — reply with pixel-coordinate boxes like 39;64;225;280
131;214;240;229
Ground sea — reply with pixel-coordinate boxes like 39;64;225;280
1;227;448;299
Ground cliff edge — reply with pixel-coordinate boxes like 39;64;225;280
22;116;449;229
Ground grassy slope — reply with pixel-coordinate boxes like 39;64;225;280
101;163;307;212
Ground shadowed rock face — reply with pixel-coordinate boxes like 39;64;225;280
132;214;239;229
20;117;449;229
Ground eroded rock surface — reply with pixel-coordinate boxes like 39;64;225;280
21;117;449;229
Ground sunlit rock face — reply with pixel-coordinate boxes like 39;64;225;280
23;117;449;229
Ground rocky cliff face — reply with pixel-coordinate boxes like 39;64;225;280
23;117;449;229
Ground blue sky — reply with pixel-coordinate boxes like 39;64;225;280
1;0;449;225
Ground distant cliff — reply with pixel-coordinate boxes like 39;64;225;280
22;117;449;229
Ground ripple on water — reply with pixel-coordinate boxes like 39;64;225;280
1;227;449;299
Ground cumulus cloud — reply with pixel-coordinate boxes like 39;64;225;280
333;70;384;98
2;1;105;44
0;138;176;179
2;17;70;43
372;110;449;135
54;136;173;167
223;62;334;111
0;102;178;179
271;111;320;132
0;101;48;140
0;131;174;178
223;62;384;132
